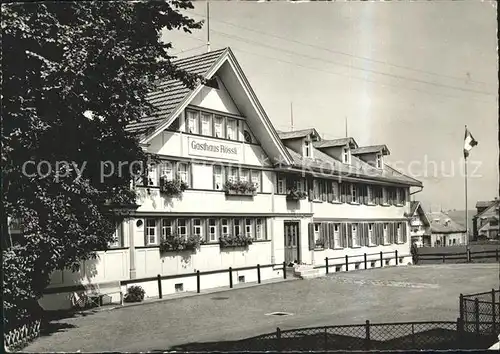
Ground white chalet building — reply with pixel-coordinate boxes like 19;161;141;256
39;48;423;310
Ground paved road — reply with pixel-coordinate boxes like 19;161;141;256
25;263;499;352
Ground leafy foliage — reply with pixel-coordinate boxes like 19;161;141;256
123;285;145;303
159;177;189;197
219;234;254;248
286;189;308;201
2;1;202;327
224;180;257;195
159;234;203;252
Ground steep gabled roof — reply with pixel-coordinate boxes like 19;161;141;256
313;137;358;149
277;128;321;141
352;144;390;156
409;201;431;226
475;200;496;209
126;49;226;135
428;212;467;234
475;199;500;219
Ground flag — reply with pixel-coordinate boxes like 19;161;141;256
464;127;478;158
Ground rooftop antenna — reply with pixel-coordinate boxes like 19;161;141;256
206;1;210;52
290;102;294;131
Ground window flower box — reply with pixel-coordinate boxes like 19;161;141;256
159;177;188;197
286;189;308;201
219;234;253;248
159;234;203;253
224;180;257;196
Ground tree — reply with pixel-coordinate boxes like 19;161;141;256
1;0;203;328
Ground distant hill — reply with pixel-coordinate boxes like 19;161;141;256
442;209;477;231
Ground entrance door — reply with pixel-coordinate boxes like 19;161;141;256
284;221;300;265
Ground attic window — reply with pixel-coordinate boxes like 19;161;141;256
304;140;310;157
376;153;382;168
205;77;219;90
343;147;350;164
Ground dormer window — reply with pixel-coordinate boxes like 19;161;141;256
376;153;382;168
304;140;310;157
343;147;350;164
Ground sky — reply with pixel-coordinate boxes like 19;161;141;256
162;0;498;212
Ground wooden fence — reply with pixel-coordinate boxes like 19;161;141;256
416;249;499;264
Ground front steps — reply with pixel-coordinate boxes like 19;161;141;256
293;264;322;279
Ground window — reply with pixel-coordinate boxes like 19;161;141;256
383;223;389;244
186;110;199;134
449;239;452;245
314;223;321;246
208;219;218;242
109;224;122;248
177;219;188;238
251;170;261;192
233;219;242;236
193;219;203;239
146;219;157;245
334;223;341;248
382;187;388;204
332;181;339;202
351;184;358;203
277;175;286;194
226;118;237;140
178;162;189;186
397;223;403;243
367;186;373;204
313;180;320;200
453;239;456;245
351;224;359;247
201;112;212;136
221;219;230;236
398;188;406;205
240;169;249;182
162;219;174;238
245;219;253;238
228;166;238;182
304;140;310;157
147;163;157;186
214;165;224;190
343;148;350;163
295;178;305;192
159;161;174;181
256;219;264;240
376;154;382;168
368;223;375;245
214;115;225;138
320;180;327;201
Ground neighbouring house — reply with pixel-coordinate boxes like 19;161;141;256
33;47;423;310
407;201;431;247
473;199;500;240
427;212;467;247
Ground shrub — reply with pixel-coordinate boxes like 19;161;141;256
219;234;253;248
224;180;257;195
124;285;145;303
159;177;189;197
286;189;308;201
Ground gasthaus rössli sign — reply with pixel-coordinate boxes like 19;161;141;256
187;137;240;160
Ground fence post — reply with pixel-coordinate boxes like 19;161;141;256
229;267;233;288
457;317;463;348
276;327;282;352
365;320;371;350
364;253;367;270
324;327;328;350
467;248;471;263
345;255;349;271
395;250;398;265
257;264;261;284
459;294;464;321
411;323;415;348
442;254;445;263
283;262;287;279
196;270;200;293
325;257;329;275
474;298;480;336
492;289;497;334
157;274;162;299
380;251;383;267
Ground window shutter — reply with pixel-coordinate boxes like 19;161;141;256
404;188;409;204
328;223;335;249
308;223;315;250
392;222;398;243
363;223;369;246
347;224;353;248
346;184;353;203
327;183;333;203
322;222;330;249
340;184;345;203
359;223;365;246
402;222;408;243
308;178;314;201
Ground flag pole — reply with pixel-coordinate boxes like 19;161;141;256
464;125;469;249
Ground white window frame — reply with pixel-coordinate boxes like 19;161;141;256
382;187;388;205
332;181;339;202
304;140;310;157
214;165;224;190
251;170;261;192
256;218;264;240
277;175;286;194
383;223;389;244
214;115;225;138
376;153;382;168
208;219;218;242
200;112;212;136
228;166;238;183
367;186;373;204
343;148;350;164
233;218;242;236
161;219;174;239
186;110;199;134
397;223;403;243
334;223;341;248
314;223;321;244
239;169;249;183
245;219;253;238
177;219;188;239
146;218;157;245
159;161;173;181
192;218;203;239
226;118;237;140
221;219;230;237
313;180;320;200
351;184;358;204
109;224;121;248
368;223;375;246
177;162;189;186
351;224;359;247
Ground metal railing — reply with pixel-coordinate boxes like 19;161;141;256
315;250;409;273
460;289;500;336
4;318;42;352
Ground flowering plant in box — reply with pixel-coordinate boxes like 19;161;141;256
160;234;203;252
159;176;188;197
286;188;308;201
219;234;253;248
224;180;257;196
